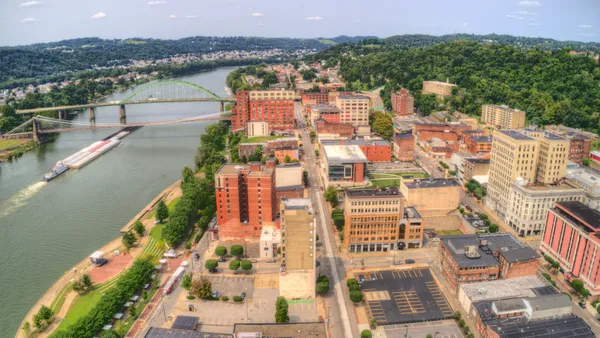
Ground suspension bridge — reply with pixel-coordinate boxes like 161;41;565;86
14;80;236;122
1;113;227;142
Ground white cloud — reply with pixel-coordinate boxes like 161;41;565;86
579;24;592;29
168;14;177;19
506;14;524;20
21;17;37;23
519;1;542;6
148;1;167;5
91;12;107;20
528;22;540;26
459;22;468;27
185;15;197;19
251;12;263;17
19;1;42;7
305;16;323;21
514;11;536;15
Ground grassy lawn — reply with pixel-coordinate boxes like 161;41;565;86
146;196;181;220
435;229;464;236
368;172;429;188
242;135;285;143
50;283;73;314
0;139;25;151
149;224;165;242
55;289;104;331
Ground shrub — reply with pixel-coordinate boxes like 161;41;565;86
350;290;363;303
571;279;584;292
317;275;330;294
233;296;243;302
231;245;244;259
347;278;359;289
275;296;290;322
241;260;253;271
229;260;241;271
360;330;372;338
221;296;229;301
186;295;195;300
215;246;227;257
205;259;218;271
458;319;465;328
454;311;461;320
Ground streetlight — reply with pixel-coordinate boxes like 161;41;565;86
404;325;408;338
433;332;439;338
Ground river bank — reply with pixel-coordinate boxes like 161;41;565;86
16;180;183;338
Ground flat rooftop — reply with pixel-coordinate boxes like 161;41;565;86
463;129;484;134
498;130;534;141
486;314;594;338
346;187;402;199
441;233;539;268
465;158;490;164
216;164;250;175
233;322;326;337
566;167;600;193
403;178;460;189
337;94;369;100
322;144;368;164
312;106;340;113
394;132;414;139
321;139;391;147
281;197;312;210
556;201;600;229
542;132;566;141
145;328;231;338
471;136;493;143
460;276;550;302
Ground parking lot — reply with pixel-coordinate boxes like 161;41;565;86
357;268;454;325
205;275;255;300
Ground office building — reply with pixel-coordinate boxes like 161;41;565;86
343;187;424;253
215;160;277;239
564;132;591;165
334;94;370;127
393;132;415;162
439;233;540;293
422;80;457;98
481;104;526;129
321;144;368;186
566;167;600;210
400;179;461;216
486;130;539;219
541;201;600;296
279;198;316;299
321;139;392;162
466;136;493;155
231;90;295;131
535;132;569;185
463;158;490;183
391;89;414;116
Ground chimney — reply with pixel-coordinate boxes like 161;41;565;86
250;162;261;171
266;158;276;169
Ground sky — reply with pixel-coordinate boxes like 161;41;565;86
1;0;600;46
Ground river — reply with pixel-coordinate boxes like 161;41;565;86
0;67;235;337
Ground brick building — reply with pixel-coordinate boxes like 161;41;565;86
564;132;591;164
391;89;414;116
314;119;354;139
301;92;328;106
308;106;341;125
541;201;600;296
321;139;392;162
343;187;423;253
238;143;266;159
231;90;295;131
439;234;540;293
215;160;277;239
274;148;299;163
467;136;493;155
267;137;299;151
393;132;415;162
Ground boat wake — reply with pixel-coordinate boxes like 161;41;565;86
0;181;46;217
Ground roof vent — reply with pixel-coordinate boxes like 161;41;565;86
464;245;481;259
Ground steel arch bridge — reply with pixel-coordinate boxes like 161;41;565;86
15;80;236;115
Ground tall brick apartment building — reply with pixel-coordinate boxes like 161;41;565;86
215;160;277;239
439;234;540;293
391;89;414;116
231;90;295;131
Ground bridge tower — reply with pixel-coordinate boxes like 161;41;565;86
119;104;126;124
220;101;225;112
88;107;96;123
32;117;40;143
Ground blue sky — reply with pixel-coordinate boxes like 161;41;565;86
1;0;599;46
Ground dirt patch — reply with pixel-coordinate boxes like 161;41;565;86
254;273;279;289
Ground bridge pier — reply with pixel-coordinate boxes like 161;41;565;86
32;118;40;143
59;110;67;120
119;104;126;124
220;101;224;112
88;107;96;123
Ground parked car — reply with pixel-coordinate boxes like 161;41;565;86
193;253;200;261
219;256;226;262
579;301;586;309
394;260;404;265
209;268;218;273
266;259;276;263
212;291;218;298
241;292;246;300
405;259;416;264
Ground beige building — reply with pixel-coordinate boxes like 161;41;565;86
400;179;461;216
535;133;569;184
422;80;457;98
259;225;281;259
246;121;269;137
335;95;370;127
249;90;295;100
343;187;424;253
481;105;526;129
463;158;490;183
279;198;316;299
486;130;539;219
506;180;584;235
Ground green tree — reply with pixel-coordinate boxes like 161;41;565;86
122;231;137;251
205;259;218;271
316;275;330;294
191;279;213;299
241;260;253;271
361;330;373;338
275;296;290;323
231;245;244;259
181;272;193;290
347;278;359;289
324;186;339;207
81;274;93;290
100;330;120;338
129;302;137;318
426;335;433;338
350;290;363;303
156;200;169;223
371;112;394;140
215;246;227;258
488;224;499;233
0;104;24;132
571;279;584;292
582;158;591;166
133;220;145;237
182;166;195;183
21;321;32;338
33;305;54;330
284;155;291;163
229;259;241;271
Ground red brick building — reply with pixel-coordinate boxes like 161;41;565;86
321;139;392;162
274;148;299;163
391;89;414;116
301;92;328;106
414;123;473;139
393;132;415;162
564;133;591;165
541;201;600;296
466;135;493;155
439;234;540;293
315;119;354;139
215;160;277;239
231;90;295;131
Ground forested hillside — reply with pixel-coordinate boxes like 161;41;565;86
309;40;600;131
